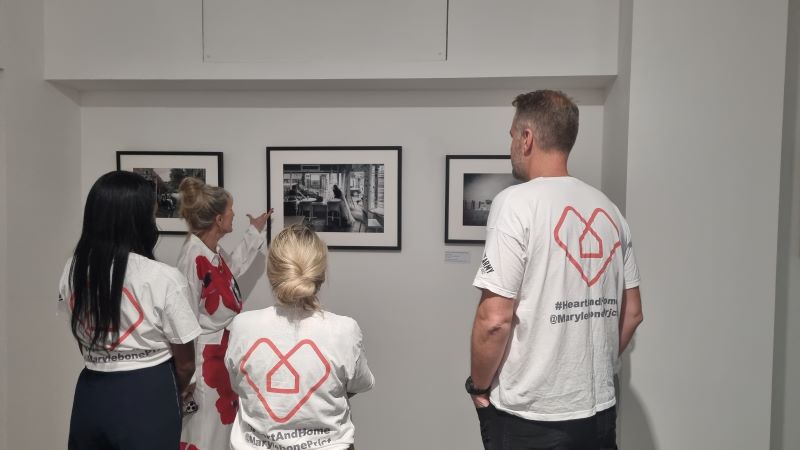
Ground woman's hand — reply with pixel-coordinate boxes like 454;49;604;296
247;209;274;232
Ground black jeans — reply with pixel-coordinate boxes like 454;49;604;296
477;404;618;450
68;360;182;450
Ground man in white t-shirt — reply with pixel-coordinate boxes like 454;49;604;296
467;90;644;450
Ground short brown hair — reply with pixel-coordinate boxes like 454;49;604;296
512;90;579;153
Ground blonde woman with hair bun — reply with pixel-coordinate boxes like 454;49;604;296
225;225;374;450
176;177;273;450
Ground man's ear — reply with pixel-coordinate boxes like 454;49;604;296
522;127;535;156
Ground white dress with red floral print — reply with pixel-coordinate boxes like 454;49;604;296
178;225;266;450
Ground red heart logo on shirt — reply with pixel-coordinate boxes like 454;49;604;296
240;338;331;423
69;288;145;350
554;207;622;287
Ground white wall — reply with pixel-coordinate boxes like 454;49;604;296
773;0;800;448
79;95;604;450
447;0;618;75
623;1;788;449
601;0;633;442
3;0;83;449
202;0;447;63
601;0;632;210
43;0;619;81
0;20;9;450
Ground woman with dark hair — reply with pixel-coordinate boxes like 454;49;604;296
58;171;201;450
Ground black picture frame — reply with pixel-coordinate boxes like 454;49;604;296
116;151;224;235
445;155;520;244
267;146;402;250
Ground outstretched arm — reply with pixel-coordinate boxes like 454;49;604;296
246;210;272;233
227;209;273;277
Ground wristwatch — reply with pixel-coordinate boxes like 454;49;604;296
465;376;491;395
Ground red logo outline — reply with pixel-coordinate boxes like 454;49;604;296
240;338;331;423
578;220;603;259
554;207;621;287
69;288;145;350
267;349;301;394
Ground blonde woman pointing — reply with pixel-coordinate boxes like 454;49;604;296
177;177;273;450
225;225;374;450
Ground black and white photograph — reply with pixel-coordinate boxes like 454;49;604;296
446;155;521;243
268;147;401;250
132;168;206;219
462;173;519;226
282;164;385;233
117;151;223;234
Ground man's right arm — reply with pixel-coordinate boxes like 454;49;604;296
619;286;643;355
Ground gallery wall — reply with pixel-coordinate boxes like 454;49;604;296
623;1;788;449
77;97;605;450
0;31;9;450
2;1;84;450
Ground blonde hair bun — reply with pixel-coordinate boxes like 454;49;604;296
267;224;328;311
178;177;230;234
178;177;205;211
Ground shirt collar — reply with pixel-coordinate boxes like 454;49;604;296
187;232;221;263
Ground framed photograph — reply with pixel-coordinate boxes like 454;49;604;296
116;151;224;235
267;146;401;250
445;155;522;244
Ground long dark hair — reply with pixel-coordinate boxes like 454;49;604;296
69;171;159;351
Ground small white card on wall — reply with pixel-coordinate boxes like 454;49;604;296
445;251;471;264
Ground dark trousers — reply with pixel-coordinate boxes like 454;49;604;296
68;360;181;450
477;404;618;450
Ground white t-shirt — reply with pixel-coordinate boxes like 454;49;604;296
473;176;640;422
225;306;374;450
58;253;202;371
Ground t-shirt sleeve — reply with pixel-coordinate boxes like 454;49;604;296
472;191;527;299
176;253;201;319
160;275;203;344
622;219;641;289
57;259;72;320
346;321;375;394
224;318;241;381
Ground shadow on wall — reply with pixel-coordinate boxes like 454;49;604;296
237;253;266;304
618;340;658;450
771;2;799;448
